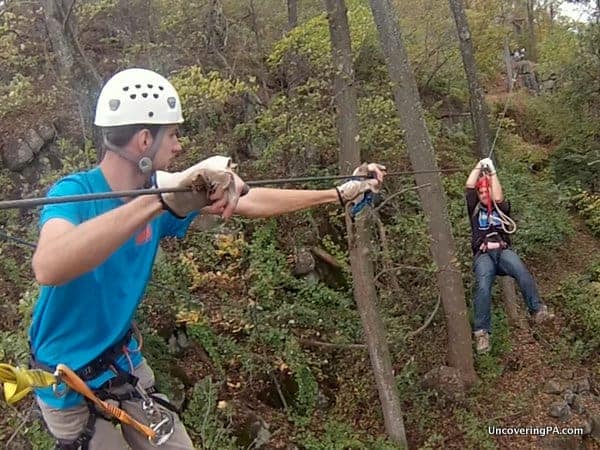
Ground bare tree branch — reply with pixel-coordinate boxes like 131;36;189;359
62;0;75;31
6;404;33;447
299;338;367;350
375;183;432;212
270;371;289;411
405;296;441;339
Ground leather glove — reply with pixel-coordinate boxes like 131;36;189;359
155;156;247;219
479;157;496;174
335;162;386;205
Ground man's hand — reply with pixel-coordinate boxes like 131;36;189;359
479;157;496;174
155;156;248;219
336;162;386;205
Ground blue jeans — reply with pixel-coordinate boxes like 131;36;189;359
473;249;542;333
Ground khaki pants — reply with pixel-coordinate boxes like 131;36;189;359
37;359;194;450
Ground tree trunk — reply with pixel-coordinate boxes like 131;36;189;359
324;0;407;444
448;0;492;160
41;0;103;160
500;277;527;329
504;36;514;93
287;0;298;29
451;0;520;326
526;0;537;61
367;0;477;387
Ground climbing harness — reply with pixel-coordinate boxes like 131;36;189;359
0;362;174;445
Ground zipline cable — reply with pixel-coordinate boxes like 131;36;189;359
0;168;464;210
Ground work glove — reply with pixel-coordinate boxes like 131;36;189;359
335;162;386;206
478;157;496;174
155;156;248;219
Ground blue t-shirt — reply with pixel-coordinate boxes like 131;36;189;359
29;167;197;408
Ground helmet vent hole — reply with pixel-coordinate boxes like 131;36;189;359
153;93;159;99
122;86;129;91
135;84;141;89
147;84;153;89
148;111;154;118
142;93;148;98
158;86;164;91
130;94;136;99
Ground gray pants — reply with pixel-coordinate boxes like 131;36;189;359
37;359;194;450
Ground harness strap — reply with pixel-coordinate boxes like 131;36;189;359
30;329;134;381
54;402;96;450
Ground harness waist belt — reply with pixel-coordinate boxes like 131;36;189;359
30;329;134;382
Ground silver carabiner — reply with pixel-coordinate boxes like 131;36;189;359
52;369;68;398
148;410;175;446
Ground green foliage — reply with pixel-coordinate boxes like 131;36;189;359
570;190;600;237
0;75;44;120
187;322;242;375
245;221;359;339
528;24;600;192
138;331;179;400
76;0;119;24
0;330;29;365
358;95;405;162
182;378;237;449
22;419;54;449
537;26;579;80
454;408;497;450
246;220;293;303
494;159;573;257
268;0;374;70
474;306;511;382
550;260;600;358
298;419;401;450
466;6;507;83
245;79;338;176
172;67;254;133
395;360;439;434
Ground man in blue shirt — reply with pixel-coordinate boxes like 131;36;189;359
30;68;385;449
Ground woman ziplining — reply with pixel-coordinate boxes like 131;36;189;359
465;157;554;353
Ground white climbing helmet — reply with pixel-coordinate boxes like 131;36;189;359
94;68;184;127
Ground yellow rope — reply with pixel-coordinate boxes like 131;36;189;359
0;364;57;404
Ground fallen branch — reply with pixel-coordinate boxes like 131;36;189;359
439;112;471;118
270;371;289;412
375;183;431;212
405;296;441;340
6;404;33;447
299;338;367;350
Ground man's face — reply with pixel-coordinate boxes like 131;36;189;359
477;187;490;206
151;125;182;170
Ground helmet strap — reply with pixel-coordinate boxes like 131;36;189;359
138;126;167;175
101;126;167;177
